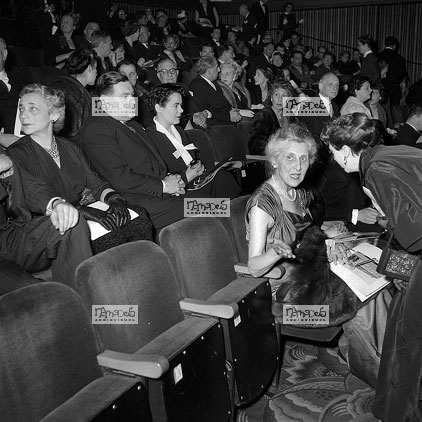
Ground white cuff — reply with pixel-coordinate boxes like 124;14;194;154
351;209;359;225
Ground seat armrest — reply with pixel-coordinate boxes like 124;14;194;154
180;297;238;319
97;351;169;379
246;155;268;161
234;263;284;279
221;160;244;169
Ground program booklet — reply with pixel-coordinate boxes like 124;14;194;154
186;156;233;191
330;242;391;302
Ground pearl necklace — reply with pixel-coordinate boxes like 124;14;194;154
271;176;297;201
43;137;60;159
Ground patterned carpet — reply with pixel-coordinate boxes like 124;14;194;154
237;341;379;422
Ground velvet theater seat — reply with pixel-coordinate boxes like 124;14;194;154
0;282;152;422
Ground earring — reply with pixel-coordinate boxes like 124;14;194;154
343;155;348;165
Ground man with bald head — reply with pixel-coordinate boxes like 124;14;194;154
300;72;340;141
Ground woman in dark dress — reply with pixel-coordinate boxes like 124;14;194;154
43;13;78;67
51;49;97;142
248;79;293;155
146;84;240;199
322;113;422;422
195;0;219;29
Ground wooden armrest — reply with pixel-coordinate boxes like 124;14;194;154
180;297;238;319
246;154;268;161
219;160;243;169
234;263;284;279
97;351;169;379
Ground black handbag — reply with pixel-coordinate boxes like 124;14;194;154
377;232;419;281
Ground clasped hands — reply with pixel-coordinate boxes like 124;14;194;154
163;173;186;196
78;194;130;232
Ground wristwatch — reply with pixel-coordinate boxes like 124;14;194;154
45;197;67;216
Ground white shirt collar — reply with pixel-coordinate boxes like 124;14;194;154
154;118;195;165
200;74;216;90
406;121;419;133
363;50;373;58
0;70;11;92
319;94;331;115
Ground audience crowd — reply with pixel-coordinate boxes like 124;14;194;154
0;2;421;421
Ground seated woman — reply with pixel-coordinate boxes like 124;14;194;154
340;76;372;117
6;84;153;280
44;13;78;67
145;83;241;199
248;79;294;155
217;61;254;119
51;49;97;142
321;113;422;421
249;65;274;109
246;124;346;296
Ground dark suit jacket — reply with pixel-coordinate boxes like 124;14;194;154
0;78;19;134
395;123;420;147
248;106;280;155
378;48;407;105
359;52;381;84
242;13;258;41
250;1;269;35
188;75;231;126
133;41;163;63
79;116;167;199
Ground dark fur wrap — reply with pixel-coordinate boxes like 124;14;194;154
284;226;364;327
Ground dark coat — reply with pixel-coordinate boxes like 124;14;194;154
188;75;232;126
359;52;381;84
79;116;184;230
361;145;422;422
250;1;269;35
395;122;420;147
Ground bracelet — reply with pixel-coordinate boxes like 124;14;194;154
45;197;66;216
0;166;14;179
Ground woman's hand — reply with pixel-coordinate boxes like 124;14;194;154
239;109;255;118
50;202;79;235
229;109;242;122
185;161;205;182
358;207;380;224
326;240;349;265
163;174;185;196
78;206;119;232
0;154;13;173
107;195;130;228
268;238;296;259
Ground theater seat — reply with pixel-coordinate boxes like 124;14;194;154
0;282;152;422
75;241;232;422
159;218;278;406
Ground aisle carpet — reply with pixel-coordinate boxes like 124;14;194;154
237;341;379;422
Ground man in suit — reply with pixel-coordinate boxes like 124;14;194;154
189;56;241;127
357;35;381;84
252;41;274;69
79;71;186;230
288;50;313;89
133;24;163;66
91;30;114;79
0;37;20;147
395;104;422;148
250;0;269;42
301;73;340;192
75;21;100;50
237;4;258;42
378;36;407;106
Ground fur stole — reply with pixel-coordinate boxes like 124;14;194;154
279;226;364;327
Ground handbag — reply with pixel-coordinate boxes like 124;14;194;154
377;232;419;282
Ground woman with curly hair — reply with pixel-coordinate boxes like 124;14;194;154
248;79;294;155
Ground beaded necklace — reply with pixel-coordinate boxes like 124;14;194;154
43;137;60;159
271;175;296;201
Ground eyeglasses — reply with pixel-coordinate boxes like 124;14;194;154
157;68;178;76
